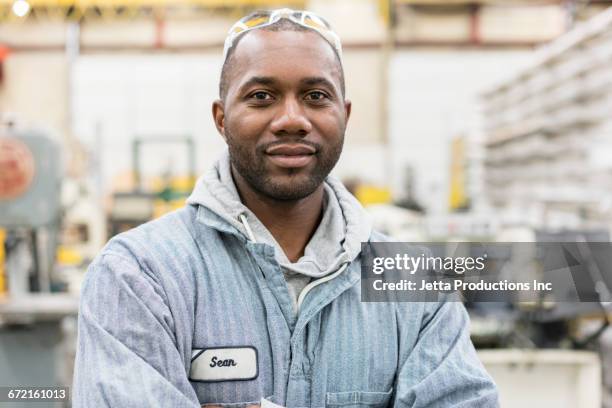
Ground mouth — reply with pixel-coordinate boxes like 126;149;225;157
265;143;316;169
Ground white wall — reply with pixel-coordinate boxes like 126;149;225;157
389;49;533;213
309;0;385;43
0;52;69;135
71;54;225;191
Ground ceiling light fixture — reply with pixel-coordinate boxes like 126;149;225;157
12;0;31;18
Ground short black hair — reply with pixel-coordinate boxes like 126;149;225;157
219;17;345;101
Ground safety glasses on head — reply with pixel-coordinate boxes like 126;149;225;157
223;8;342;62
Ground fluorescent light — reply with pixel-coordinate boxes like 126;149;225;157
12;0;30;18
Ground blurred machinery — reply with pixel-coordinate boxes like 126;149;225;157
108;136;196;237
0;125;78;400
466;228;611;349
0;127;61;295
468;228;610;408
56;178;107;271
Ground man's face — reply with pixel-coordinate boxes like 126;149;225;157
213;29;351;201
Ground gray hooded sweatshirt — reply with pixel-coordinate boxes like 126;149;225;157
186;150;371;313
73;152;499;407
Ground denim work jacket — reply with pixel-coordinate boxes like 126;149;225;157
73;204;499;407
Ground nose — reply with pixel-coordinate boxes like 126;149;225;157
269;96;312;136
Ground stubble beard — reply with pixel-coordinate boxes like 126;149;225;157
225;129;344;201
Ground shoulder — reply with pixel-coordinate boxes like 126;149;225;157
103;205;198;262
86;205;203;291
111;204;197;249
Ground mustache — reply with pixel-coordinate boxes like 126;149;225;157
258;139;321;153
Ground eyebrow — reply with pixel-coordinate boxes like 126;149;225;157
300;77;338;94
238;76;338;95
238;76;278;93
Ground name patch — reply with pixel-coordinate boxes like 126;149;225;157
190;346;258;382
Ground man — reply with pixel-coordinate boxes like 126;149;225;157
73;9;498;407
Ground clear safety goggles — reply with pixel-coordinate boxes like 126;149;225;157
223;8;343;62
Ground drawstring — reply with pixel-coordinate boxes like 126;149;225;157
239;213;257;243
296;262;349;313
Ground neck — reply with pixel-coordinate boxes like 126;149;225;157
231;166;325;263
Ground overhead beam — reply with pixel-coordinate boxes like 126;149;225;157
396;0;563;4
0;0;303;6
0;0;306;21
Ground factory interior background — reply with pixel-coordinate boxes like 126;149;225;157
1;0;612;406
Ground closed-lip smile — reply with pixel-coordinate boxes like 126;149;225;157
265;143;316;169
265;144;316;156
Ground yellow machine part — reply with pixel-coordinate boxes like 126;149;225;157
153;198;186;219
0;228;5;296
448;136;469;210
355;185;392;206
56;245;84;267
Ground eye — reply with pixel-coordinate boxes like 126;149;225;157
305;91;329;101
249;91;273;100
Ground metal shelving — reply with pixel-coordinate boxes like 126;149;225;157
481;6;612;228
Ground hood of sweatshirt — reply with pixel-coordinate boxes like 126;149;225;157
186;149;372;279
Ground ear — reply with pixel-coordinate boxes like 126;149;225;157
212;99;226;141
344;99;352;123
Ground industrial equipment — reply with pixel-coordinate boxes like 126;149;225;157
108;136;197;237
0;127;62;295
464;228;612;350
0;126;78;405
